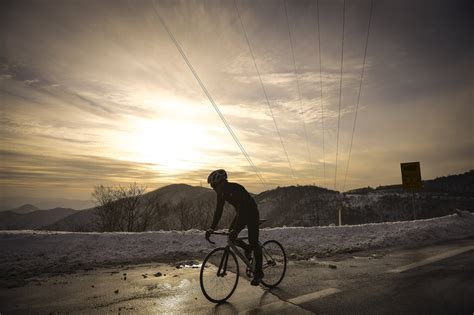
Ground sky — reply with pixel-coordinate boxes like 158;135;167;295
0;0;472;203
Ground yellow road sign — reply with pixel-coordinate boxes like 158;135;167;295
401;162;422;190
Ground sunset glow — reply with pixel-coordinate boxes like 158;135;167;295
0;0;472;204
125;118;209;172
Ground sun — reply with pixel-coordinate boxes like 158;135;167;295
126;118;209;172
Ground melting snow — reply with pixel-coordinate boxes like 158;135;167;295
0;212;472;278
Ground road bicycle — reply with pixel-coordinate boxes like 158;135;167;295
199;220;287;303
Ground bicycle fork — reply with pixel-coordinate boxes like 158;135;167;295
217;247;230;277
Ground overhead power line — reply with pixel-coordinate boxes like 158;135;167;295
314;0;326;188
283;0;316;184
233;0;297;185
334;0;346;190
150;1;267;189
342;0;374;192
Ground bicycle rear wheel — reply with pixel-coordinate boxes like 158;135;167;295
261;240;287;288
200;247;239;303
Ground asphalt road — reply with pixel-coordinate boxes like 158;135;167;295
0;238;473;314
272;238;474;314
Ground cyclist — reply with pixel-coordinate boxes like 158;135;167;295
205;169;264;286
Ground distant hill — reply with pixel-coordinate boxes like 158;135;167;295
348;170;474;196
0;198;94;212
255;185;339;227
422;170;474;196
44;184;221;232
9;204;40;214
0;208;78;230
144;184;212;205
44;207;97;232
19;170;474;232
33;199;94;210
342;170;473;224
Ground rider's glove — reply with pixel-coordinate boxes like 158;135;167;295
205;228;214;241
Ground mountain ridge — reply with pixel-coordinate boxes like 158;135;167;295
0;208;78;230
3;170;472;231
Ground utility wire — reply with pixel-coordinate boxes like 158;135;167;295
234;0;297;185
342;0;374;192
283;0;316;184
150;1;267;189
314;0;326;188
334;0;346;190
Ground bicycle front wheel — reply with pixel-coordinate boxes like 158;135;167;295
261;240;287;288
200;247;239;303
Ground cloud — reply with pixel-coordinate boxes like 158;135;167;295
0;148;158;184
0;0;472;200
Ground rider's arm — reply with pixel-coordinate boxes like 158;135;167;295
210;192;225;230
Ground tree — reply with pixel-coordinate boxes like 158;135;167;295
92;185;122;232
175;200;195;231
138;193;163;231
92;183;148;232
116;183;146;232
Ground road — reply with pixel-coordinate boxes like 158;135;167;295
0;238;473;314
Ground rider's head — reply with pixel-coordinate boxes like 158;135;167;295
207;169;228;191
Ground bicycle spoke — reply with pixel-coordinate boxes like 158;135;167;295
261;240;287;288
200;247;239;303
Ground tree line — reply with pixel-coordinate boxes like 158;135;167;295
91;183;233;232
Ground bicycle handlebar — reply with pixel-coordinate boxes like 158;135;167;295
211;232;230;236
205;231;230;244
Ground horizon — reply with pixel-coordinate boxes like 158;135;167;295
2;168;471;210
1;0;472;204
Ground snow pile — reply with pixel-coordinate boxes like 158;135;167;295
0;212;472;281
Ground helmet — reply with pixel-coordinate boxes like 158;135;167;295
207;169;227;186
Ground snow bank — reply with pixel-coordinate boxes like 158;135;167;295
1;212;473;282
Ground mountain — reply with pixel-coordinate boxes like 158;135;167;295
44;184;219;232
255;185;340;227
144;184;213;205
349;170;474;196
44;207;97;232
31;170;474;231
9;204;40;214
0;208;78;230
421;170;473;196
0;198;94;212
342;170;474;224
33;199;94;210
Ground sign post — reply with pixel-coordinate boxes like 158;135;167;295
400;162;422;220
338;206;342;226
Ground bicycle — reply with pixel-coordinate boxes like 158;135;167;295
199;220;287;303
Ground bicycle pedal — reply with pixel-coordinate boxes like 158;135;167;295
245;268;253;278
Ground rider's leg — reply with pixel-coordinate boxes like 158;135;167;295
248;211;263;285
247;214;263;276
229;215;250;254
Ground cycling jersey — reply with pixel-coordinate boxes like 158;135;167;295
209;180;263;280
210;182;258;230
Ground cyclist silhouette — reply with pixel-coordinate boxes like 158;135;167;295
205;169;264;285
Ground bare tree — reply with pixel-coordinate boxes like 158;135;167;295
92;185;122;232
138;193;162;231
192;197;215;230
116;183;146;232
175;200;195;231
92;183;148;232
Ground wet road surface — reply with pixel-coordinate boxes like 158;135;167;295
0;238;473;314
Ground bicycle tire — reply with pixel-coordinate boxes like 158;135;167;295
261;240;287;288
200;247;239;303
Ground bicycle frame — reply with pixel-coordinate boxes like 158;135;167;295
210;231;278;277
216;236;273;277
201;230;287;303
